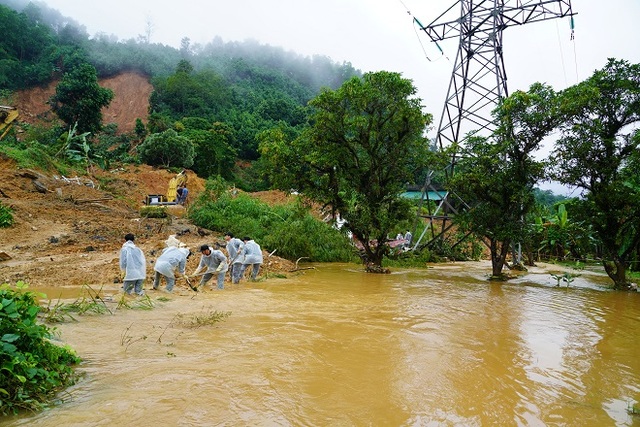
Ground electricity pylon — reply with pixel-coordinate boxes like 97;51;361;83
412;0;575;249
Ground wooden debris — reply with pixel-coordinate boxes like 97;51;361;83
74;197;113;203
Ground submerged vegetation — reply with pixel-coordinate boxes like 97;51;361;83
175;308;232;329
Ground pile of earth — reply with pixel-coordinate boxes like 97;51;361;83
0;154;295;289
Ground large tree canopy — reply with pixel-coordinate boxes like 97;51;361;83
49;62;114;133
552;58;640;289
260;71;431;271
449;83;560;278
137;128;195;169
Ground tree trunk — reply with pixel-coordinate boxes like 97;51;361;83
360;239;390;274
603;258;629;290
490;239;510;278
510;242;527;271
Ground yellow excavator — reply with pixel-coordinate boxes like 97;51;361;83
145;170;188;205
166;169;188;203
0;106;19;140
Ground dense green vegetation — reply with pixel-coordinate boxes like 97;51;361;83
447;59;640;286
259;71;432;271
1;1;640;286
0;0;359;190
550;59;640;289
189;178;357;263
449;83;560;278
0;284;81;415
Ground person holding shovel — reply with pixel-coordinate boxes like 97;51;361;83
224;232;244;284
240;236;263;281
192;243;228;290
152;246;191;292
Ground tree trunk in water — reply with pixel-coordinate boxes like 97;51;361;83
490;239;510;278
510;242;527;271
603;259;628;290
360;240;390;274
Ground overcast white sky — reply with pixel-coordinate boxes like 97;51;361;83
38;0;639;124
39;0;640;194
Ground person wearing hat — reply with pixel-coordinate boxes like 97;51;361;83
152;245;191;292
192;243;228;290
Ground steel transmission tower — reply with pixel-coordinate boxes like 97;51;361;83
412;0;575;249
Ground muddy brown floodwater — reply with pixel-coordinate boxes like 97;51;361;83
3;262;640;426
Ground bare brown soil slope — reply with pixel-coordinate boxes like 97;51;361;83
1;72;294;290
14;71;152;133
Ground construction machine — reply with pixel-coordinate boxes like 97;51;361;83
145;170;188;205
0;106;19;140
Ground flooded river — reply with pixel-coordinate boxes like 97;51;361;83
4;262;640;426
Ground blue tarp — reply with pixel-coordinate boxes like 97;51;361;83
401;191;447;201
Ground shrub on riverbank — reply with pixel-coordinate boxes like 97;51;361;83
189;182;357;263
0;283;81;415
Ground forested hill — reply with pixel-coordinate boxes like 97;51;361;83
0;0;361;188
0;0;358;92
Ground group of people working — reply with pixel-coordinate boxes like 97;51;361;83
118;232;263;295
394;230;413;250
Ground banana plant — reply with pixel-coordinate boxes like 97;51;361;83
539;203;572;260
56;122;96;172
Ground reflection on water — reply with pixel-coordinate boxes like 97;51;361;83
4;262;640;426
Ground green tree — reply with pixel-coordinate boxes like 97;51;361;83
0;4;58;88
137;128;194;168
182;119;236;179
49;62;114;133
536;203;592;261
149;60;230;119
260;71;431;272
450;83;559;278
552;59;640;289
134;118;147;141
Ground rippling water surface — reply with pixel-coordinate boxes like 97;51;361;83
5;262;640;426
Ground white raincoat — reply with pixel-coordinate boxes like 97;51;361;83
242;240;263;265
226;237;244;265
119;240;146;280
194;246;228;275
154;246;189;278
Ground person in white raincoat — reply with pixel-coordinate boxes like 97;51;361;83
224;232;244;284
403;230;413;250
119;233;146;295
152;246;190;292
240;236;263;280
192;243;228;290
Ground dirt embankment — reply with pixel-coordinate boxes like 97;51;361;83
0;155;294;289
1;72;294;289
